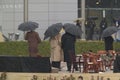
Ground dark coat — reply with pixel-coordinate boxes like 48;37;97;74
61;32;76;62
100;20;107;32
104;36;114;51
99;19;107;40
85;20;96;40
113;54;120;73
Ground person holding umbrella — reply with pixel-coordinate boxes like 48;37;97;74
102;25;118;70
61;23;82;72
49;33;63;70
25;30;41;57
44;23;63;69
104;36;114;51
18;21;41;57
102;25;118;51
61;31;76;71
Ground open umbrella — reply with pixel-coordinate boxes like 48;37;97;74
18;21;39;31
102;26;118;37
44;23;63;40
63;23;82;37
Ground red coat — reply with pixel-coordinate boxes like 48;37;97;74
25;31;41;57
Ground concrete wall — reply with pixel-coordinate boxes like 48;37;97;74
0;0;77;40
0;0;24;40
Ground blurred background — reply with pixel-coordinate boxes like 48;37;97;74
0;0;120;41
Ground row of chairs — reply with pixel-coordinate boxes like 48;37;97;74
71;50;116;73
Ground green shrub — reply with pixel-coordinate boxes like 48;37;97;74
0;41;119;56
0;41;28;56
75;41;120;54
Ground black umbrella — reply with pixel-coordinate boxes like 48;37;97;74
102;26;118;37
18;21;39;31
63;23;82;37
44;23;63;40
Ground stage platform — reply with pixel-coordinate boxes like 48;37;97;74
0;72;120;80
0;56;51;73
0;56;119;80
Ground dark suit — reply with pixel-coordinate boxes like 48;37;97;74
104;36;114;51
61;32;76;71
99;20;107;40
113;54;120;73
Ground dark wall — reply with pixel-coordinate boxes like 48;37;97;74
0;56;51;73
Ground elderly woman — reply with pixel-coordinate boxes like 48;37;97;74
25;30;41;57
50;33;63;69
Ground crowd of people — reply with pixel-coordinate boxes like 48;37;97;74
85;17;120;41
24;25;76;72
24;17;120;73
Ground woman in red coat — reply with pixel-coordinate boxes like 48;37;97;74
25;30;41;57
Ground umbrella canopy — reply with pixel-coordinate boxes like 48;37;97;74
18;21;39;31
102;26;118;37
44;23;63;40
63;23;82;37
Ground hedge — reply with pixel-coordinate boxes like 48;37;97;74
0;41;120;57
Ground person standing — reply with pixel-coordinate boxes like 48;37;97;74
92;27;100;40
75;20;83;39
104;36;114;51
113;49;120;73
85;18;96;40
61;32;77;71
99;18;108;40
104;36;114;70
25;30;41;57
49;33;63;69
